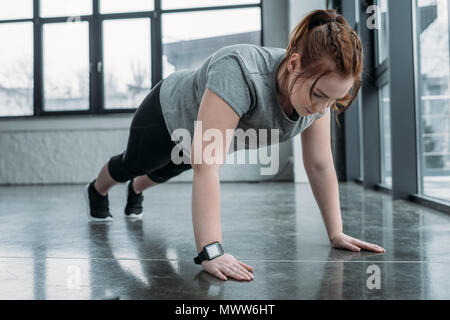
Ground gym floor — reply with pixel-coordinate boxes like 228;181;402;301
0;181;449;299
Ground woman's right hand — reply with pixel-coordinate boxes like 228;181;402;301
201;253;254;281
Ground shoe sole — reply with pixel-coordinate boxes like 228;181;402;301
125;213;143;219
84;183;113;222
125;181;143;219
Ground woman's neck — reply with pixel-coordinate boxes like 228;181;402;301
276;60;295;118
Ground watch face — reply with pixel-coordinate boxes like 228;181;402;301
205;244;221;259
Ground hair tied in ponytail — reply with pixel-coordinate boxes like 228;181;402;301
283;9;364;126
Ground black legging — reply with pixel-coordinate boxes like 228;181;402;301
108;79;192;183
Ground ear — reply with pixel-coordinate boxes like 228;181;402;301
287;53;302;74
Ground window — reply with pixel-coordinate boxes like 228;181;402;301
379;84;392;187
0;22;34;117
376;0;389;64
40;0;92;17
100;0;154;14
0;0;33;20
340;0;450;211
358;89;364;180
0;0;262;118
162;7;261;78
43;22;90;111
415;0;450;202
355;0;364;181
373;0;392;187
103;19;151;109
162;0;260;10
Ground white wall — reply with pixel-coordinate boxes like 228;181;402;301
289;0;327;183
0;116;131;184
0;114;295;184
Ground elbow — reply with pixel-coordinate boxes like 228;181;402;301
304;161;334;173
302;151;335;173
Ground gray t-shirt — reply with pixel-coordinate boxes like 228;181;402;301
159;44;329;157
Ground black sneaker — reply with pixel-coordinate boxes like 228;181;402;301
124;179;144;219
83;179;113;222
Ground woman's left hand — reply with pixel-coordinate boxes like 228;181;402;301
330;232;386;253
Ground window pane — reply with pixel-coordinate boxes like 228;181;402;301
0;0;33;20
40;0;92;17
0;22;33;117
162;8;261;77
43;22;89;111
355;0;360;24
376;0;389;64
379;84;392;187
100;0;154;14
358;89;364;180
162;0;260;10
103;19;151;109
356;0;364;180
416;0;450;202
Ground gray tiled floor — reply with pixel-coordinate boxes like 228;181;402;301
0;182;449;299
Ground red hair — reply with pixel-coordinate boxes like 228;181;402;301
279;9;364;126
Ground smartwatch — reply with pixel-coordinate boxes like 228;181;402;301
194;241;224;264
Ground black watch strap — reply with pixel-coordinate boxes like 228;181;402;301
194;241;224;264
193;250;208;264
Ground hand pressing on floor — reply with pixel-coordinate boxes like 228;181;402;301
330;232;386;253
201;253;254;281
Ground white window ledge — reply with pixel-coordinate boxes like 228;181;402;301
0;113;133;133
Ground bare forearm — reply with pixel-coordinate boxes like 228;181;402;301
192;168;222;253
305;166;343;242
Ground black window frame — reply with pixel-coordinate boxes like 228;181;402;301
335;0;449;214
0;0;263;119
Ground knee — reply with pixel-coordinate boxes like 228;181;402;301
108;154;141;183
146;173;168;184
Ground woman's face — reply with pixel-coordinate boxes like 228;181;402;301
282;54;355;117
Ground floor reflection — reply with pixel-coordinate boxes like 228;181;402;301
0;182;449;299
